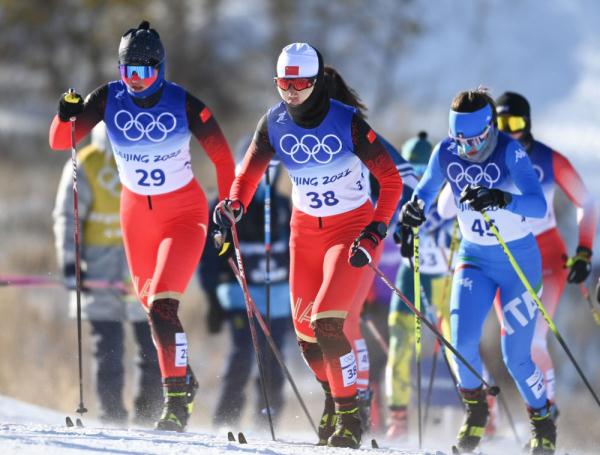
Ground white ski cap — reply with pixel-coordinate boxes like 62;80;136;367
276;43;318;78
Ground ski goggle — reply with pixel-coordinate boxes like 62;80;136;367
119;64;156;79
450;122;493;149
274;77;316;91
497;115;527;133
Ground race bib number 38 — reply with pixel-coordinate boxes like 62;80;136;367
340;352;357;387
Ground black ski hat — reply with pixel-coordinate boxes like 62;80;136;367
496;91;530;118
119;20;165;66
496;91;534;150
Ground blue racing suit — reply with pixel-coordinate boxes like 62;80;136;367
413;131;548;408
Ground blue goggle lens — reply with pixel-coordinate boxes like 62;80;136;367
119;64;156;79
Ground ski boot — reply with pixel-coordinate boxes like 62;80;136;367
316;383;336;445
455;387;489;453
155;366;199;432
357;387;372;434
328;406;363;449
527;402;556;455
385;406;408;440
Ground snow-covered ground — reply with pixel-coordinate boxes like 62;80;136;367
1;394;597;455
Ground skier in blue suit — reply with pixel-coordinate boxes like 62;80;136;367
399;88;556;455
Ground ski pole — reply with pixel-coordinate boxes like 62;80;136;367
264;164;273;413
411;227;423;450
480;210;600;408
577;282;600;326
225;254;318;435
363;315;389;355
368;262;500;396
227;221;276;440
66;89;87;417
424;219;460;427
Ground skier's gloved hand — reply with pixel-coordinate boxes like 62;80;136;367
58;90;84;122
595;277;600;304
400;195;426;228
205;292;227;334
62;262;88;291
349;221;387;267
393;224;414;258
566;246;592;284
213;199;244;229
459;185;512;212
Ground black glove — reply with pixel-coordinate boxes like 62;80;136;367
206;292;227;334
459;185;512;212
63;262;87;291
400;196;426;228
595;277;600;304
213;199;244;229
58;90;84;122
393;224;414;258
567;246;592;284
349;221;387;267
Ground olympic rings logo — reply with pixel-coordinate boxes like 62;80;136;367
113;110;177;143
447;162;501;189
279;133;343;164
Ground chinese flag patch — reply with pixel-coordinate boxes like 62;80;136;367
366;129;376;144
285;65;299;76
200;107;212;123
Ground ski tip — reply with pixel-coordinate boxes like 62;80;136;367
227;431;235;442
75;418;84;428
371;438;379;449
65;416;74;428
237;432;247;444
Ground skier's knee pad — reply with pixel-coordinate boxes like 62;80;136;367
312;317;352;359
297;338;322;363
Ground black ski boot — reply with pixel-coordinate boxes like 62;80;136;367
328;407;362;449
455;387;489;453
527;402;556;455
155;366;199;432
357;387;372;434
316;382;336;445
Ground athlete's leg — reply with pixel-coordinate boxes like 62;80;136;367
289;211;327;382
345;243;383;398
385;264;414;411
121;182;205;431
312;210;371;401
496;241;548;410
531;229;567;405
450;261;497;452
450;264;496;389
